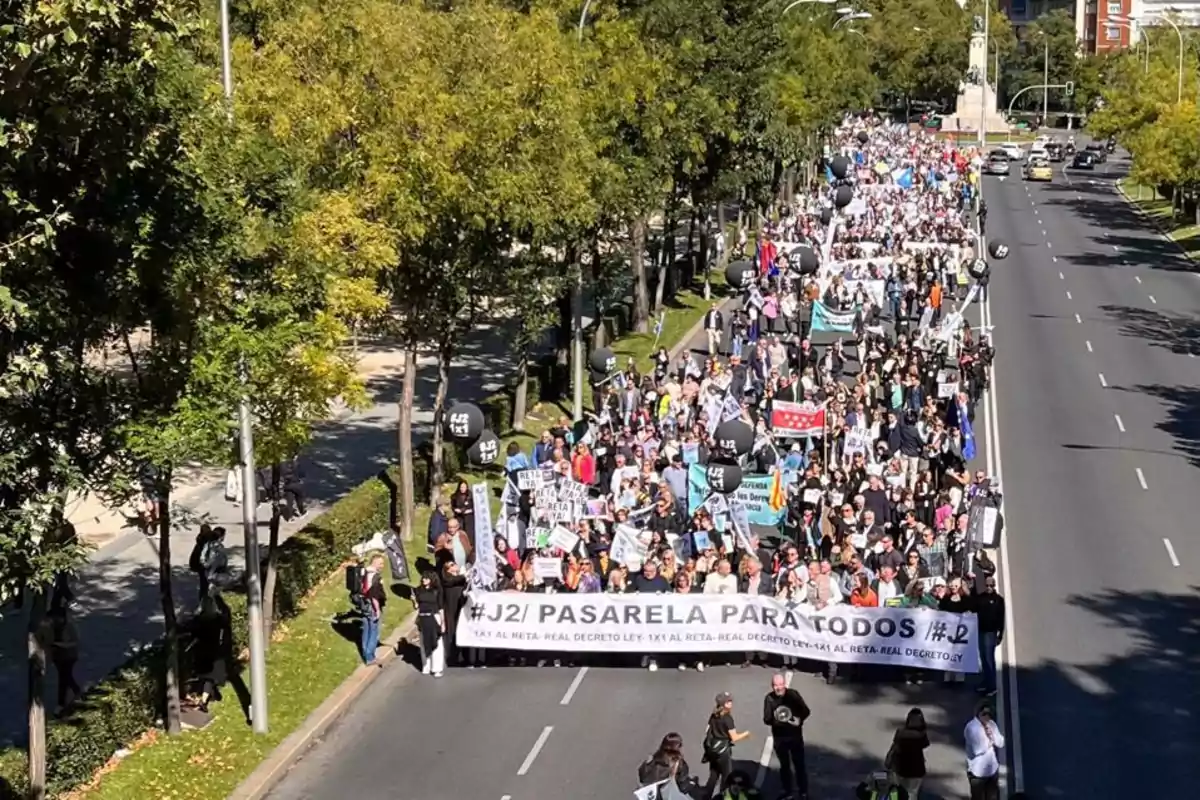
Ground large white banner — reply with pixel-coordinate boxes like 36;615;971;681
457;592;979;672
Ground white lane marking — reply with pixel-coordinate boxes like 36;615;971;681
517;726;554;776
1098;372;1107;387
1059;272;1064;280
1075;313;1082;324
1042;229;1047;237
502;796;513;800
1086;341;1094;353
1053;256;1058;263
983;286;1025;794
1114;414;1125;433
1066;291;1073;300
1148;295;1157;304
1164;538;1181;567
559;666;589;705
1136;468;1148;490
1112;244;1120;252
1135;275;1142;284
754;671;794;789
1047;242;1052;248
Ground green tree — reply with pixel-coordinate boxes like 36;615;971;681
1009;9;1078;114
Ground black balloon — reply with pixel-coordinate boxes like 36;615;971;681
988;239;1010;260
830;155;851;180
466;429;501;466
589;346;616;375
725;260;756;289
968;258;990;281
445;402;485;443
834;184;854;209
705;461;743;495
857;131;869;144
819;207;833;226
793;244;819;275
714;420;754;456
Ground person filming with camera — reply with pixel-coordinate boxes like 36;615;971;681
762;674;811;800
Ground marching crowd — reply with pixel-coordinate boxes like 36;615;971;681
371;114;1010;800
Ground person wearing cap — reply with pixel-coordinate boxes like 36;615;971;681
702;692;751;796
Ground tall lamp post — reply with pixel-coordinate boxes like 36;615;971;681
219;0;269;735
1115;13;1183;102
980;0;989;146
571;0;595;422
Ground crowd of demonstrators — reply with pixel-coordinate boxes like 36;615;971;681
365;114;1010;798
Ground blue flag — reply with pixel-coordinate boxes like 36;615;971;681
825;164;836;184
961;405;977;461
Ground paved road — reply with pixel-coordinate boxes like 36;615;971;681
265;290;990;800
983;152;1200;797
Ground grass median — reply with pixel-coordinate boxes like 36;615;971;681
61;273;723;799
1118;180;1200;262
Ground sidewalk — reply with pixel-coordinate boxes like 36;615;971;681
0;321;517;745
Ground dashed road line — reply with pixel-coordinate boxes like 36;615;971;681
1066;291;1072;300
1098;372;1107;387
1148;295;1157;304
1163;538;1181;567
1136;468;1148;490
1114;414;1125;433
1075;313;1082;324
559;667;589;705
517;726;554;776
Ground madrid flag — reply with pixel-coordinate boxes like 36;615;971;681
770;400;826;439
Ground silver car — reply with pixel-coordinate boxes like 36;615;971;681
985;156;1010;176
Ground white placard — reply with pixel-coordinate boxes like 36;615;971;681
549;525;580;554
457;593;981;672
938;382;959;399
533;557;562;581
558;479;590;505
517;469;546;491
803;488;822;505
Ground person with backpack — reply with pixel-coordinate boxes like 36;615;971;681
702;692;752;797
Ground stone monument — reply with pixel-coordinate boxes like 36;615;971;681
944;13;1009;136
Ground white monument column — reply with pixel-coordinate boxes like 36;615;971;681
946;2;1009;137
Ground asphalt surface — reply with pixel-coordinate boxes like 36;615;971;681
984;150;1200;797
265;288;989;800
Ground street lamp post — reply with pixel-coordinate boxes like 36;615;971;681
980;0;989;146
1116;13;1183;102
218;0;269;736
571;1;596;422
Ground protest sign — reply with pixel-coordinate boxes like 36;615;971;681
526;526;552;550
457;593;980;672
688;465;790;525
549;525;580;554
811;301;856;334
558;479;589;505
533;557;563;581
770;401;826;439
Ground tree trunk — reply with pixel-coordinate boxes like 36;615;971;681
157;479;182;736
26;588;47;800
429;340;452;505
262;463;283;643
630;216;650;333
687;210;697;254
697;205;711;296
398;343;417;540
512;345;529;431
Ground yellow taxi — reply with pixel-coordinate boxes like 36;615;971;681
1024;158;1053;182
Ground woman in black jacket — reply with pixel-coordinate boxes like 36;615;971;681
638;732;697;794
887;707;930;797
440;561;468;668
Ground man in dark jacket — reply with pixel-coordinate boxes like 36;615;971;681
763;673;811;799
973;573;1005;696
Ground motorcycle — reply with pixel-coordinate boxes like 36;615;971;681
1064;142;1077;157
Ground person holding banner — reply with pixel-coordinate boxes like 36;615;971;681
413;569;446;678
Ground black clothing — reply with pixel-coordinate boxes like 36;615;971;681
762;688;811;740
441;571;468;664
974;591;1006;635
890;725;930;779
632;573;671;593
414;584;443;662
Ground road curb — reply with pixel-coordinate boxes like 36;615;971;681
227;615;417;800
1115;179;1197;266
